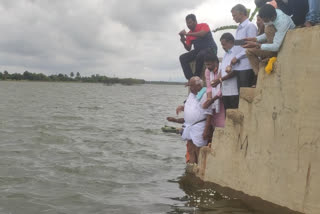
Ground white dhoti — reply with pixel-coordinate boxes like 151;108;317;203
181;121;207;147
181;92;212;147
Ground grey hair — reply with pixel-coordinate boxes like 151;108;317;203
231;4;248;16
191;76;203;87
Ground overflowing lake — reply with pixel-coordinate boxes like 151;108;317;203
0;82;260;214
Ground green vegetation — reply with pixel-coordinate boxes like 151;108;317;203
0;70;145;85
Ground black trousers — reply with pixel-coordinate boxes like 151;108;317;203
222;95;239;110
288;0;309;26
179;48;214;80
235;69;255;91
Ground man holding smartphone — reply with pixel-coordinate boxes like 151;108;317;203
231;4;258;89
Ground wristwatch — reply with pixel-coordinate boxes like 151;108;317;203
256;42;261;49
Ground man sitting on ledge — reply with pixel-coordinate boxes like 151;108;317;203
167;76;212;164
179;14;217;82
243;4;295;76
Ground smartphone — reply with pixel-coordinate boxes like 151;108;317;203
234;39;246;46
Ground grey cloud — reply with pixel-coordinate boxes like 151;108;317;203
109;0;207;32
0;0;256;81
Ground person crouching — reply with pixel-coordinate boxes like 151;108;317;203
167;76;213;164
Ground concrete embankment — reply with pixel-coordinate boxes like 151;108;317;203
192;26;320;214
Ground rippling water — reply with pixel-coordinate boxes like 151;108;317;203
0;82;255;214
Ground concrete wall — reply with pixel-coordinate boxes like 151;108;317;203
193;26;320;214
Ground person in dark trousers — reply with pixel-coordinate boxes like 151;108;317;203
211;33;240;111
179;14;217;82
305;0;320;26
231;4;257;89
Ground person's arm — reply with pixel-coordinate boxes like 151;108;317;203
202;95;220;109
179;30;192;51
242;33;267;49
180;37;191;51
211;70;237;87
181;40;191;51
176;105;184;115
256;33;267;43
202;114;213;140
205;69;212;98
184;23;210;38
233;24;258;62
260;17;294;52
221;70;237;81
167;117;184;124
186;30;208;38
202;69;213;109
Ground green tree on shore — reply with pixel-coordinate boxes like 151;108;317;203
0;70;145;85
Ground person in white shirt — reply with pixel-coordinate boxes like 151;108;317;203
211;33;239;111
167;76;212;164
231;4;258;88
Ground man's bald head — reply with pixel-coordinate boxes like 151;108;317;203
189;76;203;94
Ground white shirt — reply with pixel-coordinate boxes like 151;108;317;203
220;47;238;96
233;18;257;71
182;92;212;147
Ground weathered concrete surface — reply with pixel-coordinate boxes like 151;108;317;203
193;26;320;214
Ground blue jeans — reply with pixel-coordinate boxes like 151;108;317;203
306;0;320;23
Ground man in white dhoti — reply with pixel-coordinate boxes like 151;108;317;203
167;76;212;164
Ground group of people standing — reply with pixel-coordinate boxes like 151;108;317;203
167;1;320;164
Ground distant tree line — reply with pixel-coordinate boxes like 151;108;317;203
0;70;145;85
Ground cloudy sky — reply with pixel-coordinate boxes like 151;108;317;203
0;0;255;81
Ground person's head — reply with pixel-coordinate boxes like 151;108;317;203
185;14;197;31
231;4;248;23
258;4;277;24
204;53;219;72
189;76;203;95
220;33;235;52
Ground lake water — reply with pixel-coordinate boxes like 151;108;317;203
0;81;258;214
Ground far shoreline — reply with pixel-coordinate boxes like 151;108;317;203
0;79;185;86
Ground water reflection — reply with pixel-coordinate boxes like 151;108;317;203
168;173;254;214
169;172;302;214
